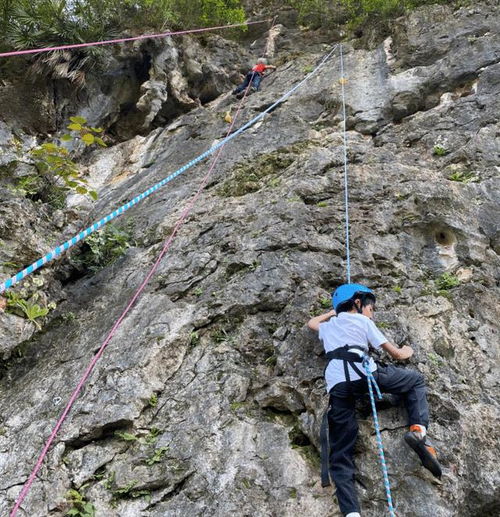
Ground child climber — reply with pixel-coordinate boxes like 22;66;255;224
232;58;276;95
308;283;441;517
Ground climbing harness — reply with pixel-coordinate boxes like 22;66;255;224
320;45;396;516
0;20;270;58
320;345;367;487
0;43;338;295
320;346;396;517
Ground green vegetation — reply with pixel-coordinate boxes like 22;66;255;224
448;170;479;183
432;144;448;156
427;352;444;367
5;286;55;329
217;144;307;197
170;0;245;28
189;330;200;346
75;223;132;272
12;175;43;197
145;446;169;466
0;1;246;81
115;430;138;442
277;0;459;29
5;292;48;328
10;116;103;207
65;489;95;517
30;116;103;201
146;427;162;444
112;480;149;499
319;296;331;308
212;327;236;345
148;393;158;407
435;272;460;290
316;201;328;207
115;427;162;446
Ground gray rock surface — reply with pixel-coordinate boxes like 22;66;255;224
0;3;499;516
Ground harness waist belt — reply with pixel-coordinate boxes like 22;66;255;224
325;345;366;363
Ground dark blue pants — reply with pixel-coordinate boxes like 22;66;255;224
328;365;429;515
234;71;262;93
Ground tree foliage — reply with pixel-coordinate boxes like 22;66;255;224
280;0;459;28
0;1;245;80
0;0;246;51
19;116;103;206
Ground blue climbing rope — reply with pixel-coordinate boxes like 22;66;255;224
0;43;339;294
339;43;396;516
363;357;396;517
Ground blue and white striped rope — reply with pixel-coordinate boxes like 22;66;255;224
363;357;396;517
0;43;339;294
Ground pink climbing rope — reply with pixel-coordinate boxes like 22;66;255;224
0;19;269;58
10;49;259;517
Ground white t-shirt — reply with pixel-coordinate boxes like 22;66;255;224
319;312;388;392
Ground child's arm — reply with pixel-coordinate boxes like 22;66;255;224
265;65;277;71
307;310;336;332
381;342;414;360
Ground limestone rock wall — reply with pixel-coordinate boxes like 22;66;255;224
0;3;498;516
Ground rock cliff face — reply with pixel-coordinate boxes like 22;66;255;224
0;3;499;516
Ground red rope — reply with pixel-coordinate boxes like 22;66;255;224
10;57;257;517
0;20;269;58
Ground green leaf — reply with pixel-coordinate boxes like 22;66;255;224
115;431;137;441
82;133;95;145
89;190;98;201
95;137;107;147
60;134;72;141
76;186;88;195
66;509;79;516
66;181;79;188
67;123;82;131
70;116;87;125
90;127;103;133
41;143;59;151
45;155;63;164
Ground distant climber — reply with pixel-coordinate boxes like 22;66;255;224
232;58;276;96
308;284;442;517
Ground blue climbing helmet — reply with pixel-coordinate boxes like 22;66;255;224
332;283;375;312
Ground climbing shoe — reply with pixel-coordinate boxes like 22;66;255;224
404;425;442;478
